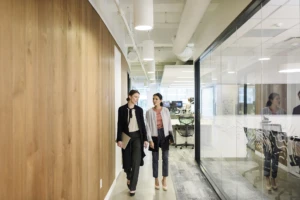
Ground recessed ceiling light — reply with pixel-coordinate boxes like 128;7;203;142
148;72;155;74
228;71;236;74
279;69;300;73
212;78;218;81
174;81;194;83
278;63;300;73
274;22;283;27
135;26;153;31
170;84;193;85
258;57;270;61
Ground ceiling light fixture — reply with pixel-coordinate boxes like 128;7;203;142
227;65;236;74
174;81;194;83
279;63;300;73
149;73;155;81
274;22;283;27
146;60;155;73
134;0;153;31
170;84;194;86
211;71;218;81
143;40;154;61
258;57;270;61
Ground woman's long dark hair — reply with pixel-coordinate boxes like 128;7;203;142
266;93;279;107
126;90;140;101
153;93;163;107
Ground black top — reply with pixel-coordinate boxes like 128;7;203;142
292;105;300;115
116;104;147;142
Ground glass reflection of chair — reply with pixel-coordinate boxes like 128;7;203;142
243;128;267;188
274;136;300;200
267;131;300;200
289;136;300;172
174;116;194;149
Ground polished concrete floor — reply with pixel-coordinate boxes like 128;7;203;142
109;149;177;200
109;146;219;200
201;146;300;200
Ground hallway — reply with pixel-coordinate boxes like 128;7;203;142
109;146;220;200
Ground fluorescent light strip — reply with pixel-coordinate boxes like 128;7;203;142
170;84;193;86
279;69;300;73
258;57;270;61
174;81;194;83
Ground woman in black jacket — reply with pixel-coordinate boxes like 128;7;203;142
116;90;148;196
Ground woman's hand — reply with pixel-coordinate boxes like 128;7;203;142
117;141;123;148
144;141;149;148
149;141;154;149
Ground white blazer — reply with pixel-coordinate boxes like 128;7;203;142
145;107;173;142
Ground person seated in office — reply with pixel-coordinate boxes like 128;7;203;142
261;93;286;191
261;93;286;115
292;91;300;115
185;98;192;113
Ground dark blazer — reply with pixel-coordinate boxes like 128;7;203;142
116;104;147;142
293;105;300;115
116;104;147;170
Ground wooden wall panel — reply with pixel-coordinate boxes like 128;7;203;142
0;1;13;199
24;0;38;199
12;0;26;199
0;0;130;199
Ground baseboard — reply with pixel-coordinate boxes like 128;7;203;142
104;170;122;200
104;178;116;200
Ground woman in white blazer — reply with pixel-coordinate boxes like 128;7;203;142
146;93;173;191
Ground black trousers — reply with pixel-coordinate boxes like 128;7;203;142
152;128;169;178
264;146;279;178
125;131;141;191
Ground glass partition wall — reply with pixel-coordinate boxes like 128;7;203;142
198;0;300;199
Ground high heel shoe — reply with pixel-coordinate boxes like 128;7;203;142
162;179;167;191
265;177;272;191
155;179;160;190
129;191;135;196
271;178;278;190
155;184;160;190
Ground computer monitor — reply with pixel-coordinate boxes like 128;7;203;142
163;101;170;108
172;101;183;108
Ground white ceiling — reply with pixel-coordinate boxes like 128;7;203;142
89;0;255;87
161;65;194;87
200;0;300;85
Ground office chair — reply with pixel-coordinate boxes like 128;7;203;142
289;136;300;170
273;136;300;200
243;128;266;188
267;131;300;200
174;116;194;149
